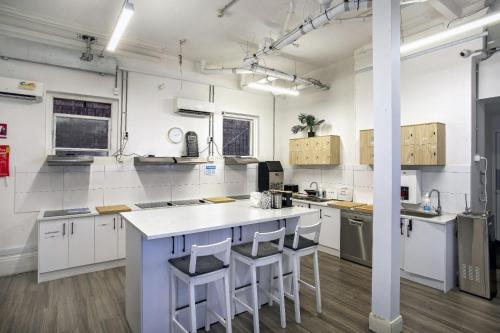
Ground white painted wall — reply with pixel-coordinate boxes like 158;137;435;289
0;50;273;276
276;40;481;213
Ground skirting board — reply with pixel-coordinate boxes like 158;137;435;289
400;270;445;292
38;259;125;283
0;250;37;277
318;245;339;257
369;313;403;333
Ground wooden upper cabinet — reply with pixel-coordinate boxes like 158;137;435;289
359;129;374;165
360;122;445;166
289;135;340;165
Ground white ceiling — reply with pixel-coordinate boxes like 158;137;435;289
0;0;486;73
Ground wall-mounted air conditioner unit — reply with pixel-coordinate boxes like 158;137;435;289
175;98;215;117
0;76;44;102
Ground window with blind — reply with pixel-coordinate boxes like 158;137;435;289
53;97;112;156
222;116;253;156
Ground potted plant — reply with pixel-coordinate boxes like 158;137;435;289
291;113;325;137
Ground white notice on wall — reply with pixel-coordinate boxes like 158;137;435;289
205;165;216;176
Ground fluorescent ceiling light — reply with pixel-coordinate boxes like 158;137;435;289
106;1;135;52
401;11;500;55
247;82;300;96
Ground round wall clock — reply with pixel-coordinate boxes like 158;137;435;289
168;127;183;143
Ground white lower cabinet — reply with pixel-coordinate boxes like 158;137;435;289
68;217;95;268
38;213;127;281
95;214;127;262
39;220;69;273
293;201;340;252
317;206;340;251
400;217;456;292
95;215;119;263
118;216;126;259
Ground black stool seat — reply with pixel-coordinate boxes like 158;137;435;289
232;241;281;259
273;234;318;250
169;255;227;277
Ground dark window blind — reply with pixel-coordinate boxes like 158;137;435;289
54;98;112;118
223;118;251;156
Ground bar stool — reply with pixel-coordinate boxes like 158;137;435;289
169;238;232;333
276;221;322;324
230;227;286;333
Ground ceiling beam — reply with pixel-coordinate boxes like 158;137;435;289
429;0;463;19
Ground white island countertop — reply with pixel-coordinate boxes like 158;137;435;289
121;202;318;240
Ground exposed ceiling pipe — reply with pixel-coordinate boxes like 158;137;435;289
249;64;329;90
244;0;372;65
281;1;296;35
200;60;251;74
218;0;241;18
200;61;329;90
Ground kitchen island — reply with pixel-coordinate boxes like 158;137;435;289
121;201;318;333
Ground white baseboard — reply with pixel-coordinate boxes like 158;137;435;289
38;259;125;283
318;245;339;257
400;270;445;292
0;250;37;277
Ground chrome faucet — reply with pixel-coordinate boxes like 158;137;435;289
310;182;319;191
428;189;442;215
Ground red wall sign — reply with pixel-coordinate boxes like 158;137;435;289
0;123;6;139
0;145;10;177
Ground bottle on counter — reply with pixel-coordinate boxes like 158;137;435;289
423;193;432;212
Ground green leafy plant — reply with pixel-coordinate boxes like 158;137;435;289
291;113;325;135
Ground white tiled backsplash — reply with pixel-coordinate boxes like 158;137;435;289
12;161;257;213
284;164;470;214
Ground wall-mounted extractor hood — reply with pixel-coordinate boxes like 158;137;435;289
174;157;207;164
175;98;215;117
134;156;176;165
224;156;259;165
46;155;94;166
0;76;44;102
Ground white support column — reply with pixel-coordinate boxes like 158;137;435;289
369;0;403;333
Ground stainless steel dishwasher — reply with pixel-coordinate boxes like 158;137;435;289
340;210;373;267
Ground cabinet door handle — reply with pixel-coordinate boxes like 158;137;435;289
231;227;234;243
113;217;116;230
62;223;66;236
71;222;74;235
320;209;322;219
120;219;123;229
400;220;403;235
171;237;175;254
407;219;413;237
239;226;243;241
182;235;186;252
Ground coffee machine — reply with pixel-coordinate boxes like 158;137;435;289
258;161;284;192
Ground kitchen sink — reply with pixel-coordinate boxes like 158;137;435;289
292;195;332;203
400;209;440;218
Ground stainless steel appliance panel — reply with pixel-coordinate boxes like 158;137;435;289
457;213;497;299
340;210;373;267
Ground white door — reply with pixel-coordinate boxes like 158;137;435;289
118;216;126;259
319;207;341;250
68;217;95;267
39;220;68;273
95;215;118;263
403;219;445;281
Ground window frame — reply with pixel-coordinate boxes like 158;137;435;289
221;112;259;158
46;93;118;156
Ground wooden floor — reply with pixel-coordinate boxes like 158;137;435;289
1;253;499;333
